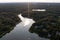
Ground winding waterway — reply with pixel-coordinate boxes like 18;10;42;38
0;14;49;40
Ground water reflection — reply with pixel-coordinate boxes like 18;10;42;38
0;14;49;40
0;12;60;40
32;9;46;12
18;14;35;26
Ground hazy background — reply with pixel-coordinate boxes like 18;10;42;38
0;0;60;3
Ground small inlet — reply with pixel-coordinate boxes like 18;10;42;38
32;9;46;12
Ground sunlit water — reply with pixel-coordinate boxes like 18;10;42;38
32;9;46;11
0;14;49;40
18;14;35;26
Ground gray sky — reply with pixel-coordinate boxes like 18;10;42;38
0;0;60;3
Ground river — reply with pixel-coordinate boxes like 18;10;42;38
0;14;49;40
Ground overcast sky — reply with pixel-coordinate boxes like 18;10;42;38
0;0;60;3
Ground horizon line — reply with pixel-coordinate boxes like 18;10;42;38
0;2;60;3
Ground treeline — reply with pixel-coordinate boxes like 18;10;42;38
0;12;21;38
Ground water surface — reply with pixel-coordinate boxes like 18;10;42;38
0;14;49;40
